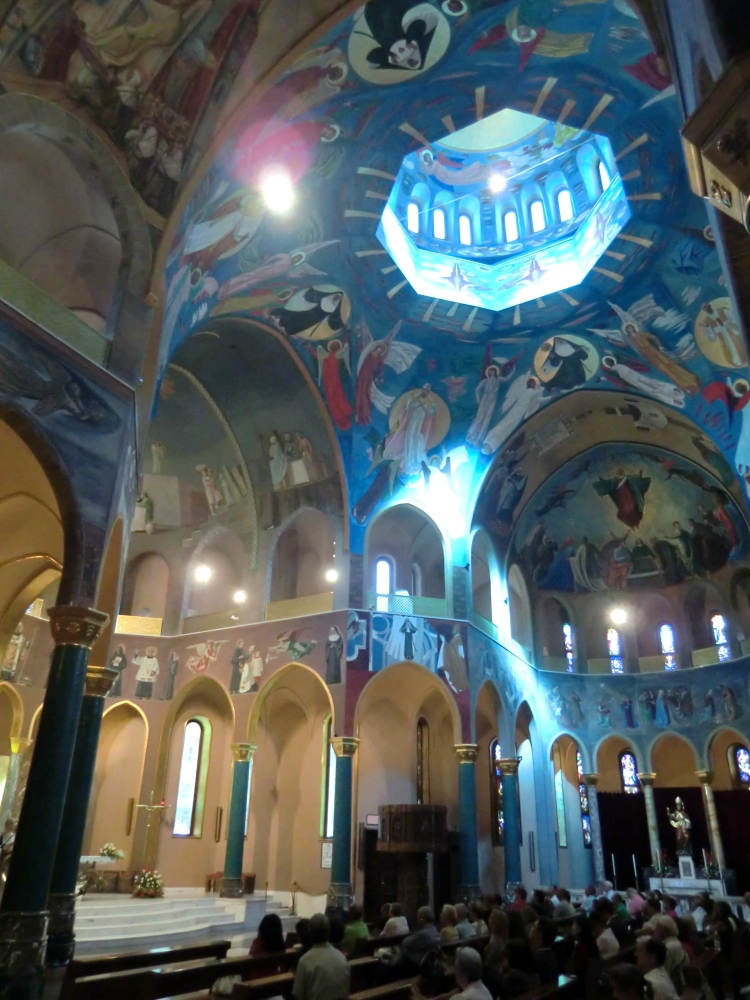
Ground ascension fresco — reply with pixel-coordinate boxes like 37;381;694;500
510;444;748;595
143;0;750;553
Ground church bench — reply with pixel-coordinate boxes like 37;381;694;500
229;972;295;998
229;957;381;1000
63;939;232;986
348;982;414;999
351;933;408;957
441;934;490;960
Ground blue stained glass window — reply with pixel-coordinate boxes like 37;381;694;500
659;624;677;671
711;614;730;661
608;628;624;674
736;746;750;784
563;622;574;673
620;751;639;794
492;740;504;845
576;750;592;848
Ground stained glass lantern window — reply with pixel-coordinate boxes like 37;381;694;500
491;740;504;845
711;614;730;661
620;750;640;794
608;628;624;674
563;622;575;673
659;624;677;671
576;750;592;848
735;745;750;785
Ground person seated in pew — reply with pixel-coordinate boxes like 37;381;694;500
484;908;509;971
470;901;489;938
681;962;716;1000
440;905;461;945
383;903;410;937
581;885;597;914
554;889;576;920
530;890;554;919
456;903;478;940
651;915;686;987
509;887;528;913
250;913;286;958
330;914;348;953
637;898;664;937
295;918;312;960
595;897;633;949
292;913;350;1000
636;937;678;1000
410;946;492;1000
374;903;392;936
704;901;738;956
341;903;370;956
568;913;601;983
689;896;711;935
528;916;558;985
498;936;541;999
627;889;646;921
676;916;700;964
591;908;620;961
609;961;649;1000
402;906;441;970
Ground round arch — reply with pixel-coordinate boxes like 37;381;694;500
595;733;642;791
354;661;461;745
247;661;334;743
470;527;502;627
706;726;749;787
649;732;700;785
473;677;511;750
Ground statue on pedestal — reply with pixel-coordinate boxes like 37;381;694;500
667;796;692;855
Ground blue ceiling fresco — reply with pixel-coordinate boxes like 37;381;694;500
163;0;750;554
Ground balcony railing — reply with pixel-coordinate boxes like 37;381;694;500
265;592;333;621
366;593;447;618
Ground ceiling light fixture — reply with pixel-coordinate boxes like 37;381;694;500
488;173;507;193
610;608;627;625
233;590;247;604
260;170;294;213
325;569;339;583
194;564;212;583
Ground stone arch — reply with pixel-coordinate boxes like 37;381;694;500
354;661;461;746
90;516;124;667
595;733;642;791
649;732;700;786
0;683;23;747
470;527;502;627
706;726;750;789
121;551;171;619
266;506;337;605
507;563;532;653
248;661;334;744
474;679;506;892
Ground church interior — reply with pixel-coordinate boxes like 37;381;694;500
1;0;750;995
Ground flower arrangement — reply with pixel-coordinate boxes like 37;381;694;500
652;851;675;878
99;843;125;860
701;853;721;879
132;868;164;898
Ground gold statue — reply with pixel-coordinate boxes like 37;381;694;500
667;796;692;856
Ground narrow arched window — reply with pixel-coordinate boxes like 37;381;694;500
552;742;567;849
576;750;592;848
173;718;211;836
433;207;446;240
375;557;392;611
598;161;611;192
563;622;575;673
503;210;519;242
620;750;639;794
557;189;574;223
659;624;677;670
607;627;624;674
730;744;750;787
530;200;546;233
321;717;337;839
490;739;504;846
417;717;430;805
458;214;472;245
711;613;730;661
406;201;419;233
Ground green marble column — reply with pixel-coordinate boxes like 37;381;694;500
220;744;256;898
497;757;522;887
46;664;118;966
327;737;358;912
0;606;107;999
455;744;481;901
581;773;606;886
637;773;662;869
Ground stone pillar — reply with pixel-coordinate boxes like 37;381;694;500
497;758;522;887
220;744;256;899
455;744;481;901
0;606;107;998
327;737;359;911
0;739;32;828
46;664;118;966
581;774;606;886
637;773;662;868
696;770;726;872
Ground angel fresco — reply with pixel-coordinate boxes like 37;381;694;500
354;320;421;426
186;639;227;673
265;629;316;662
216;241;339;301
466;348;522;449
601;355;686;408
592;468;651;529
316;339;353;431
482;373;546;455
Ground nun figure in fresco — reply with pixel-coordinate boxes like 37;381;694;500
159;650;179;701
134;647;159;699
325;626;344;685
108;644;128;697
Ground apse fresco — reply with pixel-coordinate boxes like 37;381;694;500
510;444;749;594
157;0;750;547
0;0;260;217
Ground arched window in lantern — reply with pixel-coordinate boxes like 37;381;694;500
530;199;546;233
433;207;446;240
458;214;472;245
711;613;730;661
608;627;624;674
659;623;677;671
557;189;574;223
598;160;611;192
406;201;419;233
503;210;519;243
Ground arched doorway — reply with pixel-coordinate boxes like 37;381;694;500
537;596;576;672
247;664;334;901
86;702;148;869
121;552;170;620
366;504;447;615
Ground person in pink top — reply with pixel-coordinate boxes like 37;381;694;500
627;888;646;919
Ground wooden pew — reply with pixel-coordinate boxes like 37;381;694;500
350;934;408;958
349;983;413;1000
230;957;379;1000
62;940;231;997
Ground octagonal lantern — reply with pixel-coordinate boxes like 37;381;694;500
377;107;631;311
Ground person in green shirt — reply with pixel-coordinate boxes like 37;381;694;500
341;902;370;956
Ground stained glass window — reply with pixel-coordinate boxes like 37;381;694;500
608;627;624;674
659;624;677;671
458;214;472;245
375;558;391;612
557;189;574;223
711;614;730;661
173;719;204;836
735;746;750;785
491;740;504;845
406;202;419;233
620;750;639;794
576;750;592;848
563;622;575;673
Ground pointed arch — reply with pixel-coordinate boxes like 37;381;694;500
354;661;461;745
247;662;334;743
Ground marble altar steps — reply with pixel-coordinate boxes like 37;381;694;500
73;891;293;955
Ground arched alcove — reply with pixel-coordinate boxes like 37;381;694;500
247;663;333;897
550;734;594;888
269;509;335;603
707;727;750;889
514;701;539;885
121;552;170;619
651;733;709;867
475;681;504;893
155;678;234;886
508;564;532;652
537;596;576;672
366;504;446;613
471;530;496;624
184;541;242;620
683;582;734;661
86;702;148;869
595;735;650;887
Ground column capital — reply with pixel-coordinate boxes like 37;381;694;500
84;665;119;698
48;606;109;650
696;769;714;785
496;757;521;776
231;743;257;762
331;736;359;758
9;737;31;756
581;773;599;786
637;772;656;787
454;744;479;764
